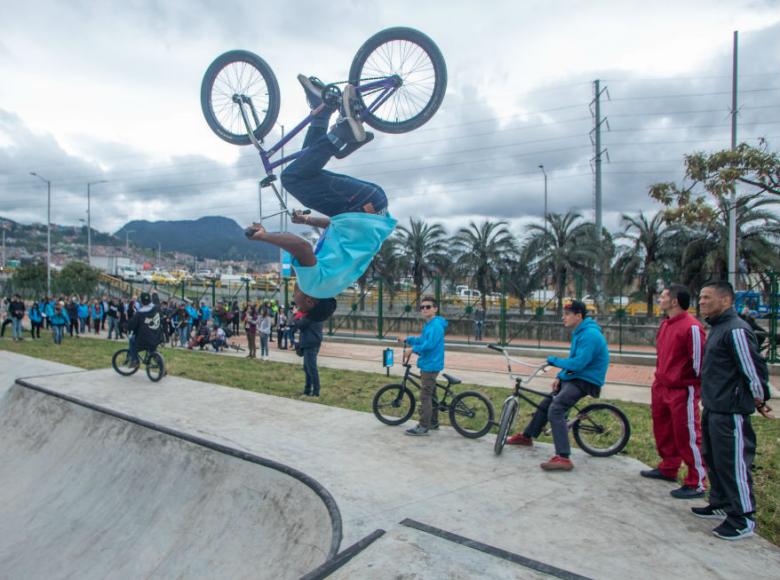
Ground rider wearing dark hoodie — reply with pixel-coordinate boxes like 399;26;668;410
127;292;163;365
403;296;448;436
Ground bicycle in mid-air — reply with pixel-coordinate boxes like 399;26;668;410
200;27;447;218
488;344;631;457
112;345;166;382
372;344;495;438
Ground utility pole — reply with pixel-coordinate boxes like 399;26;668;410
86;180;107;266
728;31;739;288
590;80;609;241
279;124;285;275
157;242;161;265
30;172;52;296
538;165;548;235
125;230;135;257
1;222;6;270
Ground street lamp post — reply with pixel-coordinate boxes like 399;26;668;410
30;172;52;296
125;230;135;257
538;165;548;235
86;180;107;265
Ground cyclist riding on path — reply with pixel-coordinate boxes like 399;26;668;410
127;292;163;366
506;300;609;471
246;76;397;323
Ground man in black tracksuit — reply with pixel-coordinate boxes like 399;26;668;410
692;281;772;541
127;292;163;365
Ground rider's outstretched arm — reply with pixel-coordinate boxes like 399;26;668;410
292;210;330;229
247;223;316;266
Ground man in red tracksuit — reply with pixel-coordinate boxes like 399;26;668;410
641;284;707;499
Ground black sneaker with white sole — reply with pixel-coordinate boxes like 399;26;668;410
712;517;755;541
405;424;429;436
691;505;728;520
297;74;327;110
328;84;366;146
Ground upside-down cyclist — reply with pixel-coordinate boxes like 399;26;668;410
505;300;610;471
246;76;397;323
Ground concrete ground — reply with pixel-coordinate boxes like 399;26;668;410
1;351;779;579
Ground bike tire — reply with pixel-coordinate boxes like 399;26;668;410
112;349;140;376
572;403;631;457
494;396;519;455
349;27;447;133
146;352;166;382
200;50;281;146
372;384;416;425
449;391;494;439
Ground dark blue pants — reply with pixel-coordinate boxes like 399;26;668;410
303;346;321;396
281;127;387;217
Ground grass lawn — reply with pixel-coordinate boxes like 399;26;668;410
1;335;778;546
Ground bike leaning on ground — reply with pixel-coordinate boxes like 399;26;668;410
489;344;631;457
372;345;495;438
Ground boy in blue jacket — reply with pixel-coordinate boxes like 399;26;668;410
507;301;609;471
403;296;448;436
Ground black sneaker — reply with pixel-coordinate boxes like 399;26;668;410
639;468;677;482
691;505;728;520
712;517;755;541
297;74;326;109
429;423;440;430
405;424;429;436
328;84;366;145
670;485;706;499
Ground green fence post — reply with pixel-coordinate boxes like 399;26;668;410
500;275;507;346
180;280;185;301
211;279;216;306
377;278;384;339
770;272;778;364
435;275;441;306
245;281;250;305
283;277;289;307
575;272;584;301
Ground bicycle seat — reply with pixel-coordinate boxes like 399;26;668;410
442;373;461;385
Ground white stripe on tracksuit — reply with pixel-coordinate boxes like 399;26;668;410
691;325;702;376
686;386;706;490
733;414;754;514
731;328;764;399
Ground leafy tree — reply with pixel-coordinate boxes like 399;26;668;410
649;140;780;224
526;212;600;314
394;218;449;303
614;211;670;316
452;220;517;310
11;261;48;298
56;261;100;298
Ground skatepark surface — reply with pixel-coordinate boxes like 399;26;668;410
1;351;779;579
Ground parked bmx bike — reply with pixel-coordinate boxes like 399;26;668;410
200;27;447;217
488;344;631;457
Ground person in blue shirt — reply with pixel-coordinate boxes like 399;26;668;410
50;302;70;345
246;77;397;324
28;301;43;339
77;301;90;334
506;301;610;471
403;296;448;436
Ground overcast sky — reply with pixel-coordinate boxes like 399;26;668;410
1;0;779;240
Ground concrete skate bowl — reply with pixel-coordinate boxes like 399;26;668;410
0;381;342;579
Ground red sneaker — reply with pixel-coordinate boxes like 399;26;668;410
540;455;574;471
506;433;533;446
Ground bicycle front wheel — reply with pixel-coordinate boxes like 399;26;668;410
349;27;447;133
112;349;139;376
372;384;416;425
146;352;166;382
449;391;494;439
494;397;519;455
572;403;631;457
200;50;280;146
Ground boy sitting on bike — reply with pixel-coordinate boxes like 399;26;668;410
506;301;609;471
127;292;164;366
246;77;397;324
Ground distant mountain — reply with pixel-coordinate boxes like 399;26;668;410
115;216;279;263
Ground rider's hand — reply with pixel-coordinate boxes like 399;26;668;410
291;210;308;225
245;223;266;240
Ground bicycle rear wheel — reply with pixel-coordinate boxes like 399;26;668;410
572;403;631;457
349;27;447;133
494;397;519;455
112;349;139;376
201;50;280;146
372;384;416;425
146;352;166;382
449;391;494;439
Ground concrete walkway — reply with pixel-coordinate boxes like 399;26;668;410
2;352;779;579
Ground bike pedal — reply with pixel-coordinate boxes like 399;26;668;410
334;132;374;159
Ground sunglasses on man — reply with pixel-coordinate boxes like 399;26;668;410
418;304;435;310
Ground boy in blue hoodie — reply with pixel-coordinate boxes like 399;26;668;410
403;296;448;436
507;300;609;471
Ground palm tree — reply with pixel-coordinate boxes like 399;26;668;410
452;220;517;310
526;212;600;314
614;211;670;316
367;237;406;311
394;218;449;303
508;241;545;313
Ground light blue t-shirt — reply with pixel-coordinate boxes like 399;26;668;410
293;212;397;298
